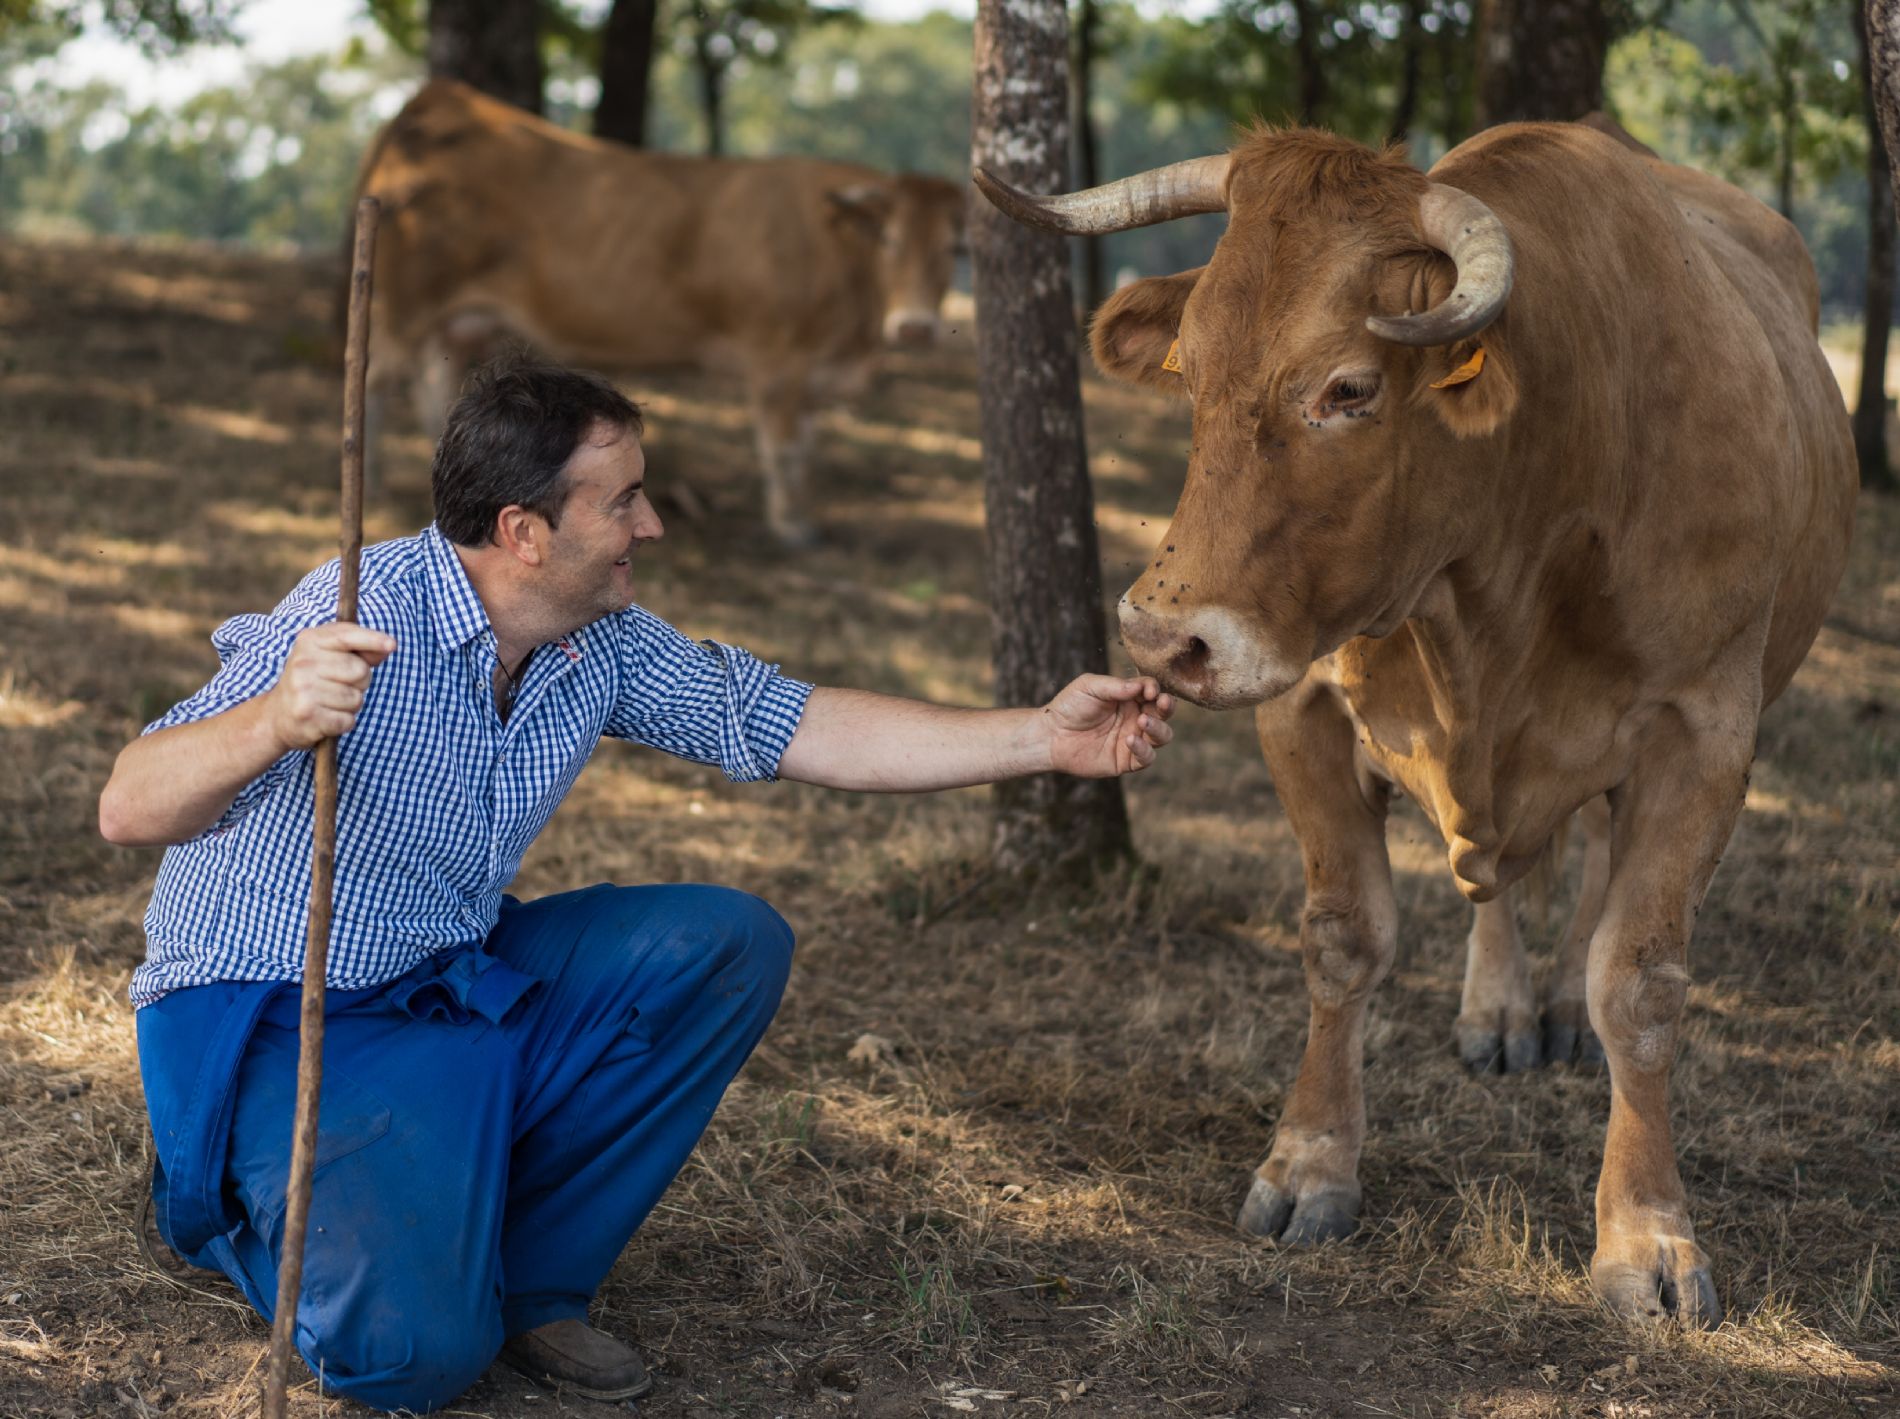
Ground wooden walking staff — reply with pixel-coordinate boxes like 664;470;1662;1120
262;193;380;1419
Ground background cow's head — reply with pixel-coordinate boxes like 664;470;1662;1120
976;130;1518;709
830;175;969;347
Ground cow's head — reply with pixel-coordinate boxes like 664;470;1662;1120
830;175;968;347
976;130;1518;708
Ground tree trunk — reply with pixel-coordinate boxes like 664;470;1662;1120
1777;72;1797;219
1858;0;1897;489
1390;0;1423;144
595;0;660;146
694;29;725;156
972;0;1132;877
1071;0;1106;311
428;0;544;114
1290;0;1328;125
1474;0;1607;126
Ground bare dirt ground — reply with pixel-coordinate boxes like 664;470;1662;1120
1;236;1896;1419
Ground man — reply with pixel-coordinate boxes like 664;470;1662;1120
99;356;1173;1413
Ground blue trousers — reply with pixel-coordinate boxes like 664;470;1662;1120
137;884;793;1412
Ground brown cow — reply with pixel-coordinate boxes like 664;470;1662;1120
976;121;1856;1325
354;79;967;544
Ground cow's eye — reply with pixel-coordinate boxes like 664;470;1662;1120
1327;376;1379;406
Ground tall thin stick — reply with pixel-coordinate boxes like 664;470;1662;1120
262;194;379;1419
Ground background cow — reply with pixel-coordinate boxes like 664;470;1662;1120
354;79;968;545
977;120;1857;1326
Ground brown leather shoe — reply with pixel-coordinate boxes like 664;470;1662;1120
500;1318;652;1401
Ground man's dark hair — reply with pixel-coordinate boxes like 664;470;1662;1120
431;353;644;546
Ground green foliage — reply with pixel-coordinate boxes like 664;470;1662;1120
1;49;419;247
0;0;243;54
1132;0;1477;152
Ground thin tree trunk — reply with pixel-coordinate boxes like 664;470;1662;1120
1071;0;1106;311
1435;2;1471;146
1858;0;1897;489
428;0;544;114
1777;73;1797;219
972;0;1132;877
1390;0;1423;144
1475;0;1606;125
1290;0;1327;124
595;0;660;146
694;30;725;155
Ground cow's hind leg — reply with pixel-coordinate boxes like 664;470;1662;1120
1585;700;1751;1327
1240;680;1397;1245
1456;895;1540;1073
1544;793;1610;1066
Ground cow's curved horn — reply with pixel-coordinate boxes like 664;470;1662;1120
972;155;1231;236
1365;184;1515;347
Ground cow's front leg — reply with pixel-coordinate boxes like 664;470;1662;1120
1586;716;1751;1327
1242;681;1397;1245
1456;895;1540;1073
747;372;820;547
1544;794;1610;1066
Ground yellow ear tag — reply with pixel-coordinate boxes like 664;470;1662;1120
1161;338;1184;374
1430;346;1485;389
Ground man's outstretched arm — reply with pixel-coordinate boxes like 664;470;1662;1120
99;623;396;847
774;675;1174;792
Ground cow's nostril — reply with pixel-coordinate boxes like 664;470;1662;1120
1173;635;1211;681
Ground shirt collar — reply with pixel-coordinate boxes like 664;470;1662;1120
421;524;495;652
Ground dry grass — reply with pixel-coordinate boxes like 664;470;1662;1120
0;233;1896;1418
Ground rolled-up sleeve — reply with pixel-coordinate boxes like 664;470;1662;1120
604;607;812;782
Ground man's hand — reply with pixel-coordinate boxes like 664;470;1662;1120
267;624;397;750
1043;674;1174;778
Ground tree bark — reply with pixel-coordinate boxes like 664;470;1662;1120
972;0;1132;877
1474;0;1607;126
428;0;544;114
1390;0;1423;145
1071;0;1106;311
595;0;660;146
1859;0;1897;489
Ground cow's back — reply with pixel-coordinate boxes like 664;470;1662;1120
357;80;889;371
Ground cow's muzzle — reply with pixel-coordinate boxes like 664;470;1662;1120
883;310;941;346
1117;598;1303;709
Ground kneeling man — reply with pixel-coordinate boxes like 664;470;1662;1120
99;356;1172;1412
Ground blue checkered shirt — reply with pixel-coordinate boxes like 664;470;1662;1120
131;524;813;1008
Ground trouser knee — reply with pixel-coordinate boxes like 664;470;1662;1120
685;885;795;1006
302;1313;497;1414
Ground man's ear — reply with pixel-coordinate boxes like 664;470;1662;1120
1089;267;1203;393
495;505;546;566
1416;335;1519;440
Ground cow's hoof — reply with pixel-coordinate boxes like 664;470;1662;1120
1542;1002;1606;1069
771;520;823;550
1456;1016;1541;1075
1592;1249;1722;1329
1236;1176;1359;1246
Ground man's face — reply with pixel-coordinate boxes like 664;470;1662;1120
538;421;663;625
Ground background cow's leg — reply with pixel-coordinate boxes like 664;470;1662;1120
1455;896;1540;1073
1240;680;1397;1245
747;370;820;547
1585;707;1752;1327
1544;793;1611;1066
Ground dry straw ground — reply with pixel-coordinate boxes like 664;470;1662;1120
1;236;1896;1419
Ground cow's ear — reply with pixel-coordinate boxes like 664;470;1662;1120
1418;335;1519;439
1089;267;1204;393
828;184;895;229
